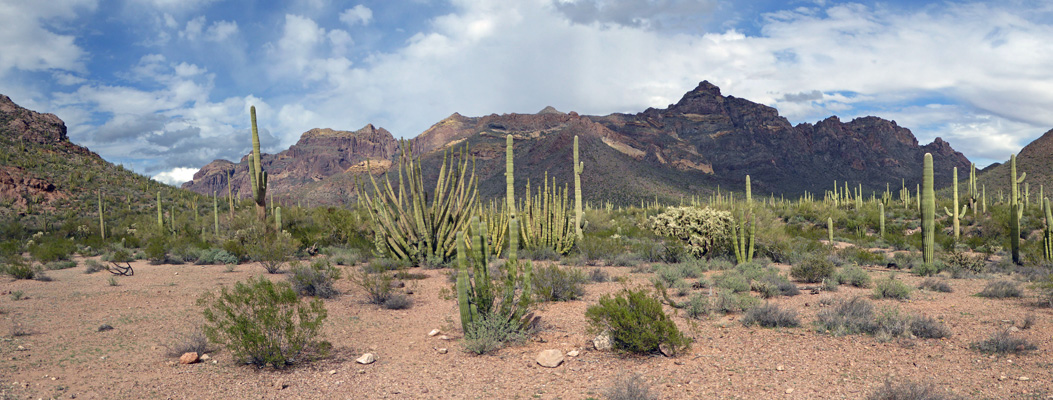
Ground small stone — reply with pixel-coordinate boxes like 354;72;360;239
274;381;288;390
438;335;451;340
328;370;337;375
428;329;441;337
437;348;448;354
16;345;26;351
592;334;612;351
179;352;200;364
536;349;564;368
567;350;580;357
659;343;675;357
1010;326;1020;332
1019;376;1030;381
97;324;113;332
199;354;210;361
174;272;179;275
211;360;217;364
777;365;785;371
358;369;366;374
356;353;376;364
999;376;1007;381
786;388;794;394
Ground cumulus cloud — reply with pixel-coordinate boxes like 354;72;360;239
554;0;717;30
340;5;373;26
0;0;95;76
180;16;238;41
153;167;199;186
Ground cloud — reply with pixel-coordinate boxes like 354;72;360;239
554;0;717;30
340;5;373;26
780;90;823;103
153;167;199;186
0;0;95;76
180;16;238;41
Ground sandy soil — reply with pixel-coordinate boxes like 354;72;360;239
1;257;1051;400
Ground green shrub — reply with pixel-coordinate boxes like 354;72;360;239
741;303;799;328
910;315;951;339
84;259;105;274
44;260;77;270
521;246;562;262
917;278;953;293
605;373;657;400
977;280;1021;298
712;290;759;314
144;236;168;263
944;248;986;277
1;258;36;280
790;254;835;283
684;293;710;319
834;265;872;288
288;259;342;299
197;276;329;368
648;206;732;258
873;275;911;300
363;257;409;274
611;252;643;267
27;237;75;263
585;288;690;355
194;248;239;265
349;267;394;304
911;261;943;277
713;270;750;293
322;246;365;266
970;329;1037;354
462;314;528;355
867;379;958;400
589;268;611;283
815;297;876;336
532;265;587;302
382;294;413;310
248;232;300;274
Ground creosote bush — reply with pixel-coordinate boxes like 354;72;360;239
834;265;872;288
532;265;587;302
790;254;835;283
288;258;342;298
873;275;911;300
977;280;1022;298
970;328;1036;354
197;276;329;368
349;266;395;305
585;288;690;355
917;278;953;293
741;303;799;328
248;231;300;274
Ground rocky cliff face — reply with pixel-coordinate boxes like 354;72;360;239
182;124;398;204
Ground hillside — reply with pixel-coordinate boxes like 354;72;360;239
972;128;1053;204
0;94;184;235
184;81;971;206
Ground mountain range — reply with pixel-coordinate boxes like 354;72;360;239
183;81;971;205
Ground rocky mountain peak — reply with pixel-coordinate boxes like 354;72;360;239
1;94;70;146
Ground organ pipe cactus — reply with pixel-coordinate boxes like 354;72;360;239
921;153;935;264
519;175;576;255
359;141;477;264
574;135;584;240
506;135;518;254
730;176;755;264
1009;153;1026;264
248;106;268;224
456;216;533;334
943;167;966;242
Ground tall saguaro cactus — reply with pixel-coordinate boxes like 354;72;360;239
921;153;935;264
968;163;978;216
944;167;966;242
1044;198;1053;261
879;202;885;238
573;135;584;240
1009;153;1026;264
156;191;163;230
97;190;105;240
248;106;268;224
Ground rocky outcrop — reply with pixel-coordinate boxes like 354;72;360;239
182;124;398;205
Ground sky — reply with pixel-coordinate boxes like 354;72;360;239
2;0;1053;186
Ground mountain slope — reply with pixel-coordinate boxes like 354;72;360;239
183;81;973;206
973;128;1053;203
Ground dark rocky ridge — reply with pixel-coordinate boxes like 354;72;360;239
182;81;973;205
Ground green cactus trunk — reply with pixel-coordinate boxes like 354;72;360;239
1009;154;1026;264
97;190;105;240
573;135;584;240
879;202;885;238
827;216;834;244
157;191;163;230
943;167;963;242
921;153;935;264
506;135;518;257
1044;198;1053;261
213;192;219;236
248;106;268;224
275;206;282;232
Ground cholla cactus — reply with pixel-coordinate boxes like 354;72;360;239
649;206;733;258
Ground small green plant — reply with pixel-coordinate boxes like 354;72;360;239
712;290;759;314
741;303;799;328
815;297;876;336
910;315;952;339
790;254;835;283
970;328;1036;354
288;259;343;299
1;259;36;280
531;265;587;302
107;276;119;286
84;259;105;274
589;268;611;283
834;265;872;288
44;260;77;270
349;266;394;305
917;278;953;293
713;270;750;293
873;275;911;300
198;276;328;368
165;328;210;357
462;314;528;355
248;231;300;274
911;261;944;277
382;294;413;310
977;280;1022;298
684;292;710;319
867;379;958;400
585;288;690;355
10;290;25;301
605;373;657;400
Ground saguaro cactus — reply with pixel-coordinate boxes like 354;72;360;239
827;216;834;243
506;134;518;253
156;191;163;230
879;202;885;237
275;206;282;232
248;106;268;223
921;153;935;264
1044;198;1053;261
1009;153;1026;264
968;163;978;215
944;167;966;242
574;135;584;240
213;192;219;236
97;190;105;240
